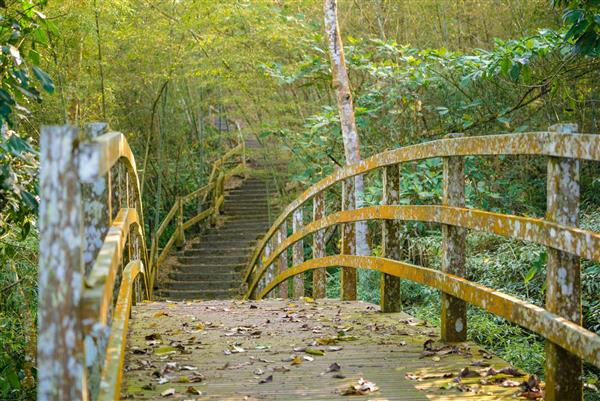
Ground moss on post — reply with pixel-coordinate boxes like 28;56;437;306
312;192;326;299
381;165;402;312
341;180;357;300
440;134;467;343
292;208;304;297
38;125;85;401
545;123;582;401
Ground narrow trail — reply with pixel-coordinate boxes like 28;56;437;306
156;138;284;300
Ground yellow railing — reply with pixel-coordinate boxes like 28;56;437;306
243;124;600;400
37;123;246;401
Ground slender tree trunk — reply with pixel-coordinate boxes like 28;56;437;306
324;0;370;257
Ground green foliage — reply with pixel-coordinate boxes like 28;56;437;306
553;0;600;56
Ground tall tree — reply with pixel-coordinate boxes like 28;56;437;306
324;0;370;299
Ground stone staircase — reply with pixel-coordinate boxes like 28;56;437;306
156;177;276;300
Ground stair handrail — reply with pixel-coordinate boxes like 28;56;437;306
243;125;600;399
37;123;247;401
148;139;246;284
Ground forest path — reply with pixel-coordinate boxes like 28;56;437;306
122;299;530;400
155;137;287;300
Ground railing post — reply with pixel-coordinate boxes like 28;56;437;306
381;164;402;312
341;180;357;300
545;123;582;401
176;197;185;248
241;138;247;178
312;192;326;298
263;239;274;298
38;125;86;401
81;122;109;400
277;221;288;298
440;133;467;343
292;208;304;297
211;171;224;225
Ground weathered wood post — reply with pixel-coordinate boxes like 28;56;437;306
176;197;185;248
277;221;289;298
312;192;327;298
381;164;402;312
80;122;109;400
292;208;304;297
440;133;467;343
545;123;582;401
81;123;110;276
341;180;357;300
263;239;274;299
38;125;86;401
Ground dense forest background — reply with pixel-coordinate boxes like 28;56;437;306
0;0;599;399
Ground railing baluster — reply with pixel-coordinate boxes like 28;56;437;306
278;221;288;298
440;133;467;343
176;197;185;248
545;123;582;401
38;125;85;401
341;180;357;300
292;208;304;298
381;164;402;312
312;192;326;298
263;239;274;298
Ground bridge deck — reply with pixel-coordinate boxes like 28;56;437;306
123;299;537;400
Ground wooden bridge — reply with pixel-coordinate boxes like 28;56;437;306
37;123;600;401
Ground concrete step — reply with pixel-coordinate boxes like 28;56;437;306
177;254;249;265
156;288;239;301
161;280;239;291
179;247;252;257
173;262;245;272
168;270;240;281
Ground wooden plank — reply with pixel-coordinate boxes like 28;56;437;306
292;208;304;297
381;164;402;312
123;299;541;400
341;180;356;300
544;123;582;401
312;193;326;299
38;125;85;401
441;136;467;343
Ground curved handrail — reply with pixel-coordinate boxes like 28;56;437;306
245;205;600;297
97;260;144;401
82;208;147;327
243;131;600;282
256;255;600;368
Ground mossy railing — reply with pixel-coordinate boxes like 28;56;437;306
243;124;600;401
37;123;245;401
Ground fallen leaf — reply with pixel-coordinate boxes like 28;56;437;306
161;388;175;397
154;311;169;318
303;355;314;362
291;356;302;365
340;377;379;395
186;386;202;395
305;348;324;356
327;362;341;373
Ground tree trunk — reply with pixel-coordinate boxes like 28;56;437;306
323;0;370;258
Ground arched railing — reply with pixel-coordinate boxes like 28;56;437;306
37;123;246;401
242;124;600;401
